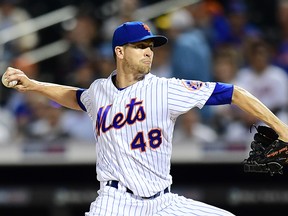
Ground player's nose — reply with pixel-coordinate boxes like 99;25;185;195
144;47;153;58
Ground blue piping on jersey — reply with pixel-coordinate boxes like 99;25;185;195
76;89;87;112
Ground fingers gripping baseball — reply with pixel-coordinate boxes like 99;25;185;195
2;67;18;88
2;67;30;91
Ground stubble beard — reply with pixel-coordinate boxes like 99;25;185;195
124;58;151;81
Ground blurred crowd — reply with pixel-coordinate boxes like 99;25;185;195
0;0;287;158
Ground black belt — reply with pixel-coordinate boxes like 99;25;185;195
106;180;169;199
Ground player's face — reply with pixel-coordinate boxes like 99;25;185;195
123;40;154;77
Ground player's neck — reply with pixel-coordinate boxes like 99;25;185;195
114;71;146;89
112;75;126;90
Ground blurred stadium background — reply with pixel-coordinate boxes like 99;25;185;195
0;0;288;215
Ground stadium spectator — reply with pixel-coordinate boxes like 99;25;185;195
169;6;213;122
272;0;288;75
55;14;99;84
0;0;39;65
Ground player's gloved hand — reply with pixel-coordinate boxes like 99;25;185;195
243;125;288;176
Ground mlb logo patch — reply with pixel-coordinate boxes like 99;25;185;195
182;80;204;91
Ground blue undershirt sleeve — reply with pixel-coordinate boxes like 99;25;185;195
76;89;87;112
205;82;234;105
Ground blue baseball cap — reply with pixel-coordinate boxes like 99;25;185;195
112;21;168;51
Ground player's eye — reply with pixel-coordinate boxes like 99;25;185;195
133;44;154;50
148;45;154;51
136;44;146;49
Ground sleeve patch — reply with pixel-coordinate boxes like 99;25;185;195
181;80;206;91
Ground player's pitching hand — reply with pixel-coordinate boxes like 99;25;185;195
2;67;33;92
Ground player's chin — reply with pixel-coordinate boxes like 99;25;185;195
140;61;151;70
144;68;151;74
139;66;151;74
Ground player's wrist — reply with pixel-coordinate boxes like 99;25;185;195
28;79;43;91
278;137;288;142
271;123;288;142
277;129;288;142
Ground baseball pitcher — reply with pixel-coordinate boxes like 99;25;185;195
2;21;288;216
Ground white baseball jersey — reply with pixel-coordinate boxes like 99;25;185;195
81;71;235;216
79;71;215;197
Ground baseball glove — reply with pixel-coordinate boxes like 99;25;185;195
243;125;288;176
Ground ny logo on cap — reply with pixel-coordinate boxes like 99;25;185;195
142;24;151;32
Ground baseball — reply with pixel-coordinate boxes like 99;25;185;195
1;74;18;88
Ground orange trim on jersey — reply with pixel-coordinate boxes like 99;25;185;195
130;131;147;152
95;98;146;136
181;80;204;91
148;128;163;150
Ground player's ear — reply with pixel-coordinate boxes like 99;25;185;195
115;46;124;59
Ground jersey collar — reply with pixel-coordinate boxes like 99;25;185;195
108;70;154;92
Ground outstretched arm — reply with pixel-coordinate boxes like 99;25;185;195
2;67;82;111
232;85;288;142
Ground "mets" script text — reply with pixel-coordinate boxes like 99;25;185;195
96;98;146;136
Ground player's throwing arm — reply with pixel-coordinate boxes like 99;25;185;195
2;67;81;110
